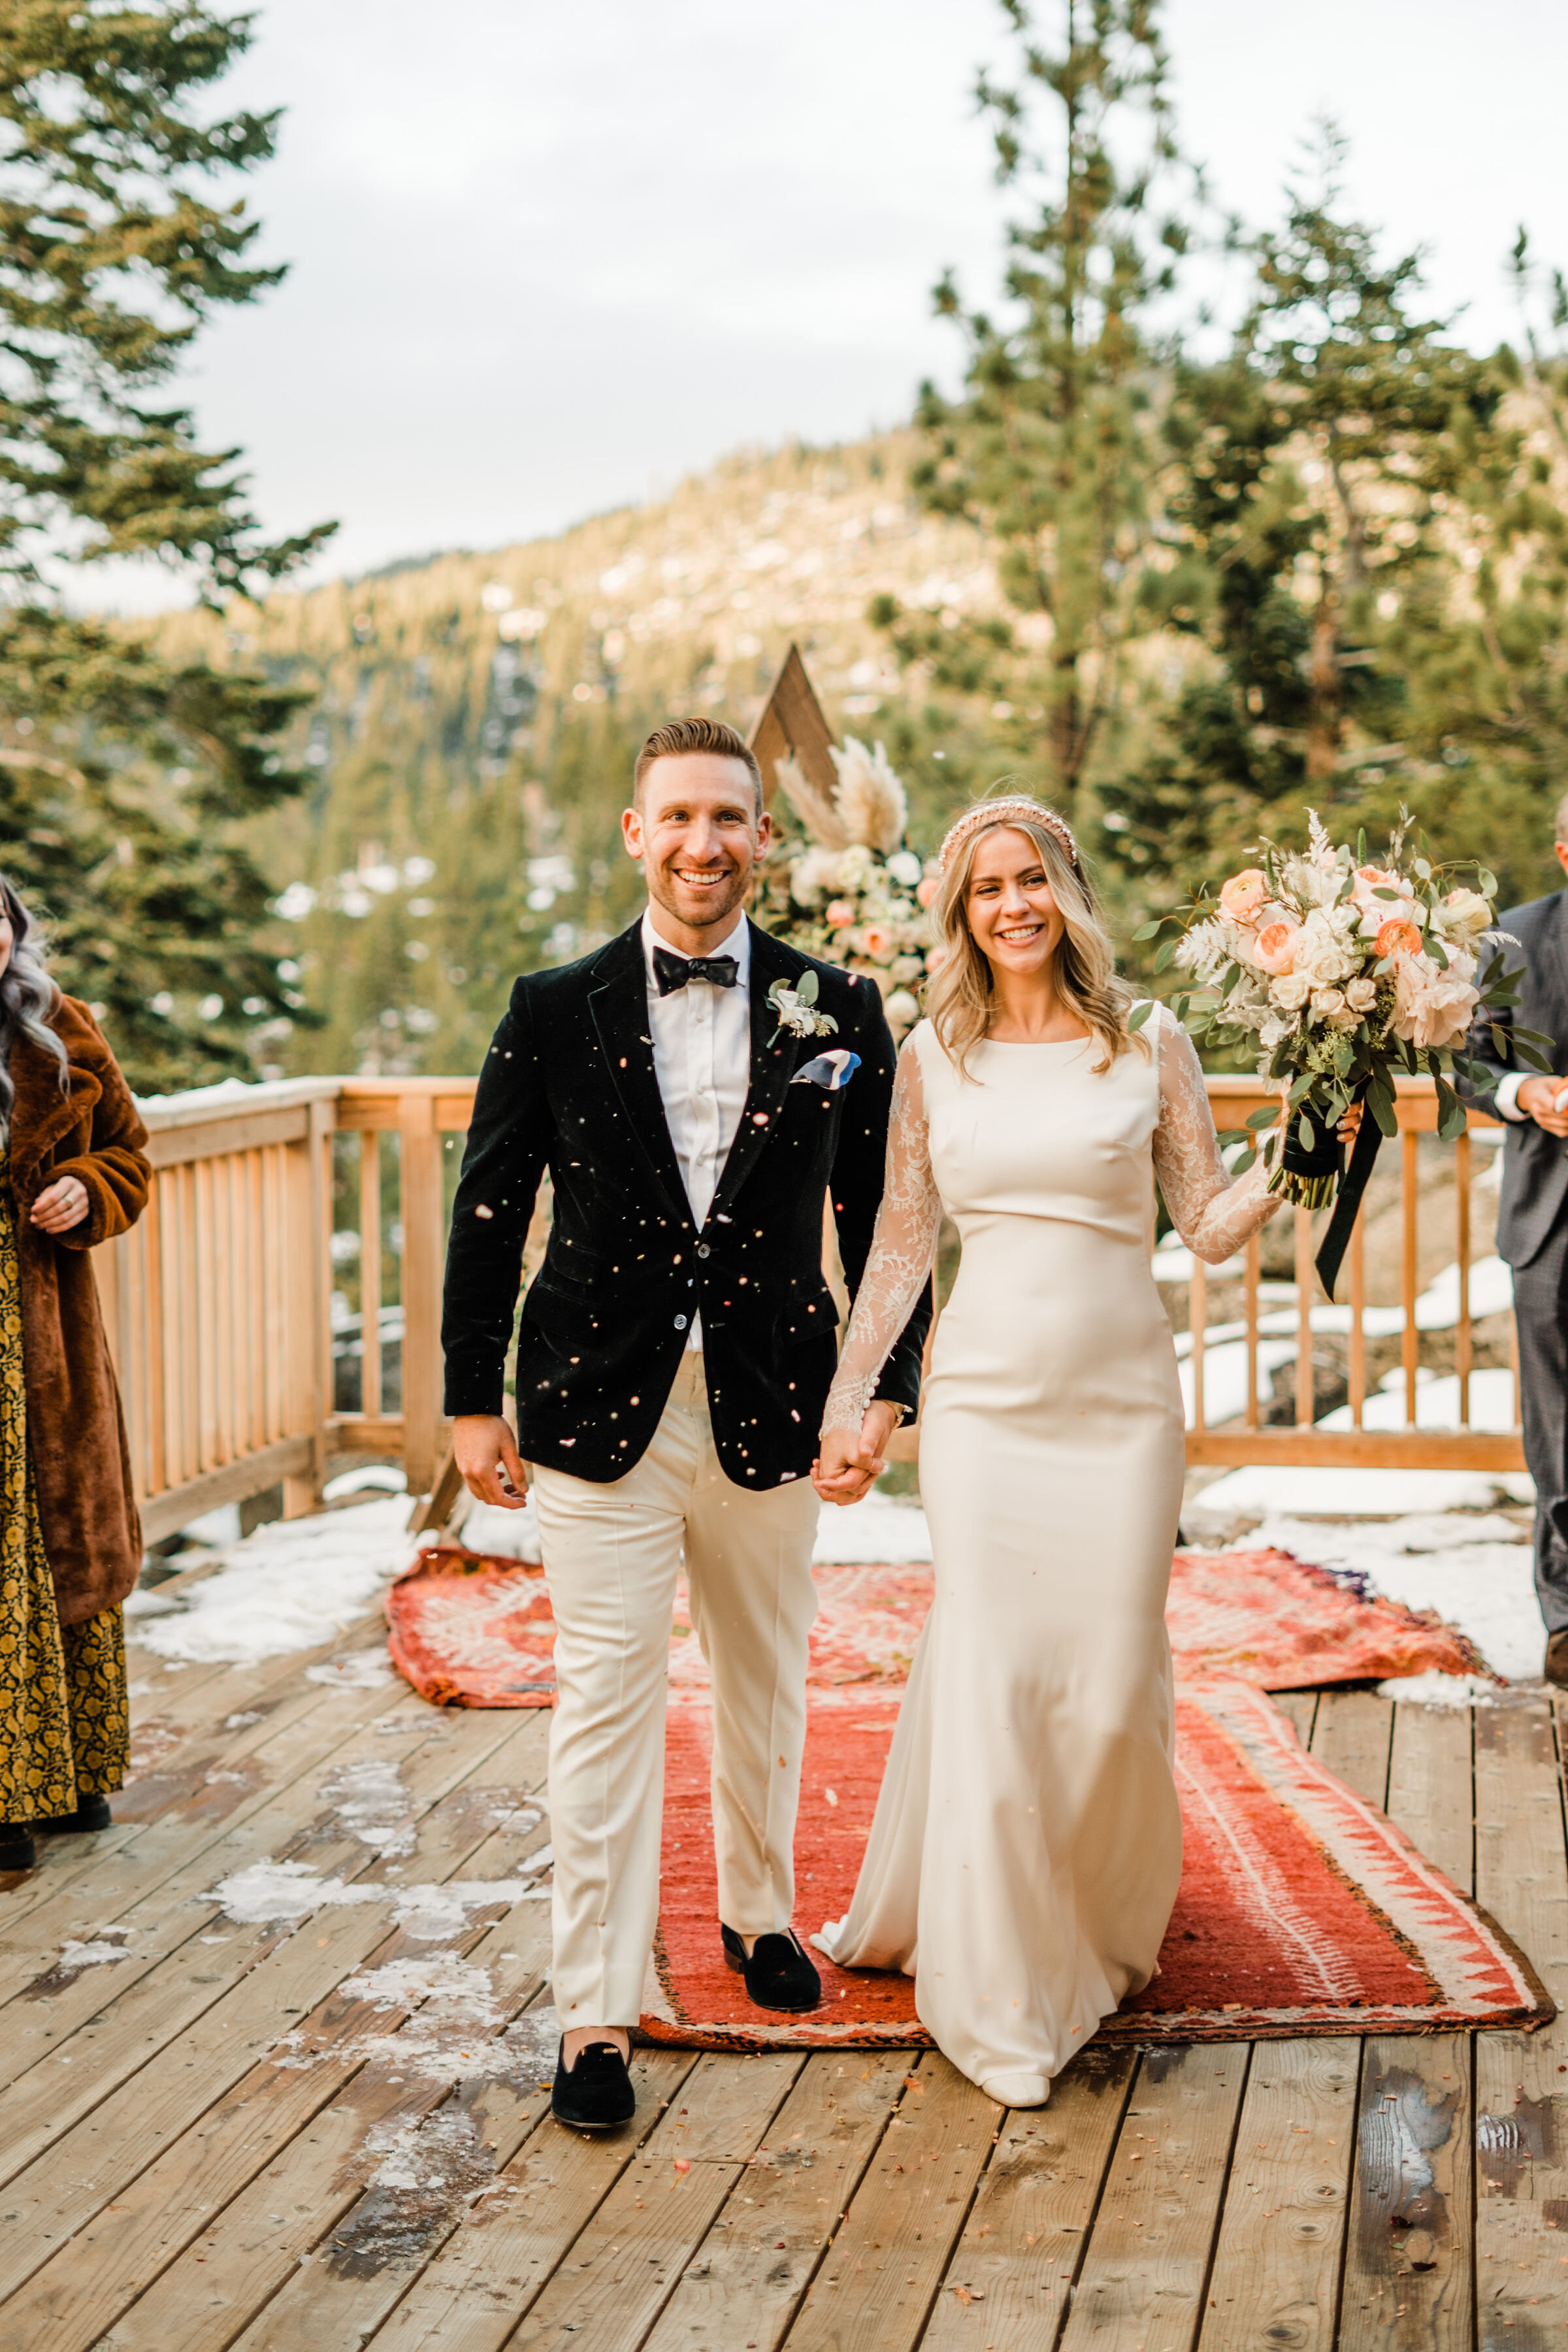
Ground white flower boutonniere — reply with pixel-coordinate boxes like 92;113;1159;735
767;970;839;1047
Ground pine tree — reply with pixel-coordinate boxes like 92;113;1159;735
871;0;1190;817
1105;133;1505;896
0;1;334;1090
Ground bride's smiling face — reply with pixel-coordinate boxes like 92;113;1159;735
964;827;1066;979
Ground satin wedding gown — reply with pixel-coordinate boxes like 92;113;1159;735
814;1005;1279;2104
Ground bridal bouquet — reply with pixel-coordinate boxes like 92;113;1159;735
759;738;938;1041
1139;811;1541;1292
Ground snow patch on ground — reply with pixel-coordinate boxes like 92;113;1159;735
1237;1511;1541;1683
814;1490;932;1565
206;1854;553;1941
1375;1671;1500;1709
304;1648;397;1690
344;1952;498;2020
319;1758;415;1857
56;1937;131;1970
129;1498;417;1666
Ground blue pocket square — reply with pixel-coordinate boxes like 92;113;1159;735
791;1049;861;1092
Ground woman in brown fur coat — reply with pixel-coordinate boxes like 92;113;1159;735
0;877;150;1872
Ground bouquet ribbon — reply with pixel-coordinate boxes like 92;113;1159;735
1314;1106;1383;1303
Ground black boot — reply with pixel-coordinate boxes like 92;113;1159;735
721;1925;822;2012
551;2037;636;2132
38;1793;112;1835
0;1823;37;1872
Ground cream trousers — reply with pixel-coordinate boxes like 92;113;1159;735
531;1353;820;2029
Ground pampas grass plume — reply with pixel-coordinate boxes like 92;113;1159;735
831;738;907;855
774;753;848;851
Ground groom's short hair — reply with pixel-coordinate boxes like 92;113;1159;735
634;717;763;812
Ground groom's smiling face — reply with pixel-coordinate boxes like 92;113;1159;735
623;753;771;951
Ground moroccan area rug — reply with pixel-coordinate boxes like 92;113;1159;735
641;1676;1548;2050
384;1543;1484;1708
384;1544;1544;2048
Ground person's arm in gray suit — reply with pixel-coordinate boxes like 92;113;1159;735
1456;921;1528;1122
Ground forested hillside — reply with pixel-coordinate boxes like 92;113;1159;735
155;433;1002;1077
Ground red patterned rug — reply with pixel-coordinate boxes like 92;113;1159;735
385;1544;1481;1707
384;1546;1542;2049
639;1680;1549;2050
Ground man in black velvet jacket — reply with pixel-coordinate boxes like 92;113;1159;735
442;716;928;2129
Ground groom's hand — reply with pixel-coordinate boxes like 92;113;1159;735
812;1401;900;1507
453;1413;530;1508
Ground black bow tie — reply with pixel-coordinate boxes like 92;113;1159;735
653;945;739;996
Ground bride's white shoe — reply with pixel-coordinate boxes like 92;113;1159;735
980;2071;1050;2108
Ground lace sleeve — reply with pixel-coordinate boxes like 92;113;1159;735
821;1036;942;1440
1150;1007;1283;1264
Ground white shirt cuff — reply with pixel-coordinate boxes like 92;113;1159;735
1495;1071;1527;1121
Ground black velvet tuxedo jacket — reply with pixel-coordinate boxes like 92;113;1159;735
441;916;930;1488
1460;890;1568;1270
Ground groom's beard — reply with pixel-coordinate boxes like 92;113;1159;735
646;857;751;938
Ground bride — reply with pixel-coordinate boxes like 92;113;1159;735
811;796;1355;2107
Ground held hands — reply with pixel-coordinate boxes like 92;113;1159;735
452;1413;529;1509
812;1399;901;1508
30;1176;90;1234
1516;1077;1568;1139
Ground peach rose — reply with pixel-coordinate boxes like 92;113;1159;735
1218;868;1268;925
860;926;894;962
1375;917;1423;958
916;876;940;909
1252;919;1300;975
825;899;855;929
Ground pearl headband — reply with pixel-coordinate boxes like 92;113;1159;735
937;797;1079;875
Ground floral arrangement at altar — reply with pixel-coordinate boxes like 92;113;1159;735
760;737;938;1041
1141;809;1542;1296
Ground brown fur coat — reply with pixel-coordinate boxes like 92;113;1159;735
10;996;150;1624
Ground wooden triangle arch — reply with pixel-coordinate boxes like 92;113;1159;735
747;642;838;809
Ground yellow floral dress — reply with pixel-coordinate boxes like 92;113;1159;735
0;1162;127;1823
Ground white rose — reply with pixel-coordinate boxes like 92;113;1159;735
1312;987;1348;1018
1435;886;1491;939
1271;971;1312;1011
1292;910;1353;988
885;850;923;888
1345;975;1377;1013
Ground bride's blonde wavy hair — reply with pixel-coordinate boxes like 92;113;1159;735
925;800;1144;1080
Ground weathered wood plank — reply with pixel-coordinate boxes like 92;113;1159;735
1196;2038;1358;2352
780;2052;998;2352
1309;1691;1394;1810
1473;1697;1568;2350
1269;1691;1318;1746
920;2040;1135;2352
641;2048;914;2352
1056;2042;1247;2352
357;2051;700;2352
1338;2034;1473;2352
5;1733;552;2350
0;1706;533;2293
475;2051;802;2352
1386;1701;1474;1893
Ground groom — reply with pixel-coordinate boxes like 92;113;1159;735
442;715;928;2130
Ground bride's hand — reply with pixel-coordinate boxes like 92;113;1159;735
812;1404;896;1507
1337;1100;1364;1145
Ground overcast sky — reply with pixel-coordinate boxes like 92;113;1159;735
101;0;1568;603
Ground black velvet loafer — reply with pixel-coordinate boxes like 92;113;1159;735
38;1794;112;1835
0;1823;37;1872
551;2038;636;2132
721;1925;822;2012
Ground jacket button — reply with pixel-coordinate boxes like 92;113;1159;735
674;1315;689;1331
696;1242;710;1258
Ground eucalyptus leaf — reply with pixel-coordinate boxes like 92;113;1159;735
1153;939;1177;973
795;970;819;1005
1126;999;1153;1033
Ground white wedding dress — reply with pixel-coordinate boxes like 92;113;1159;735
815;1005;1280;2104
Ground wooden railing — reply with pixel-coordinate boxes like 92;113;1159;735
92;1070;1522;1543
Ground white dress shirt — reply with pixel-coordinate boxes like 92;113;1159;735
642;908;752;1349
1496;1071;1527;1120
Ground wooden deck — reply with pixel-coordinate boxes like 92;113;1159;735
1;1603;1564;2352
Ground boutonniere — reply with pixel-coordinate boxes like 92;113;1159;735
766;970;838;1046
790;1049;861;1092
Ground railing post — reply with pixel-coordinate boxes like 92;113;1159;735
283;1094;335;1520
399;1090;444;1499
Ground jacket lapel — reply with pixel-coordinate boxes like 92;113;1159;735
8;1025;97;1186
587;923;692;1224
707;922;809;1224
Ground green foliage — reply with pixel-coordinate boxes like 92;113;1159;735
1102;130;1532;926
879;0;1190;810
0;1;335;1090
